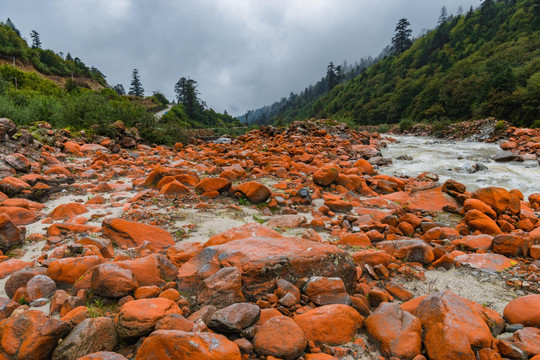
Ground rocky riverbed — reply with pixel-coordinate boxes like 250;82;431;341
0;118;539;360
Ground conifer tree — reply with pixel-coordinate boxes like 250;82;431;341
391;18;413;55
6;18;20;36
30;30;41;49
128;69;144;97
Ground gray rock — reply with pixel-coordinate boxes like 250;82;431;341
491;151;524;162
52;317;118;360
206;302;260;334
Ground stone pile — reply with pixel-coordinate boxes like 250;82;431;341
0;118;539;359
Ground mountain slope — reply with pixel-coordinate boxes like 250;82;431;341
250;0;540;127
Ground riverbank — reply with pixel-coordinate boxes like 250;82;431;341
0;119;539;360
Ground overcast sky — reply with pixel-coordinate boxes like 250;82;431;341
3;0;477;116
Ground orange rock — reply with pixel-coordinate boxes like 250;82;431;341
351;249;396;267
454;253;515;272
236;181;271;204
0;258;33;279
63;141;82;153
313;164;340;186
90;263;139;298
503;294;540;327
60;306;90;326
195;177;232;194
464;210;502;235
49;202;88;220
406;188;460;213
472;187;520;215
204;222;282;247
0;177;30;197
0;206;37;226
115;298;182;340
324;199;352;213
134;285;161;299
0;309;71;360
253;315;307;360
492;234;528;257
353;159;375;175
0;213;25;251
530;245;540;260
47;256;104;285
304;277;350;306
102;218;174;250
166;242;203;267
513;327;540;356
376;239;434;265
528;193;540;207
116;254;178;287
336;233;371;247
135;330;241;360
452;234;493;251
155;314;195;331
415;291;493;360
305;354;339;360
463;198;497;219
293;304;363;346
365;302;422;360
158;180;191;196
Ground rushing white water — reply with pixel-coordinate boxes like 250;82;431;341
380;135;540;198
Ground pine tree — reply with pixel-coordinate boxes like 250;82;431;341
6;18;21;36
391;18;413;55
30;30;41;49
438;6;448;24
128;69;144;97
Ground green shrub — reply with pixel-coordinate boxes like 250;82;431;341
398;118;414;132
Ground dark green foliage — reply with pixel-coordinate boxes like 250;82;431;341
152;91;169;107
30;30;41;49
391;18;413;55
128;69;144;97
303;0;540;127
112;84;125;95
0;20;106;85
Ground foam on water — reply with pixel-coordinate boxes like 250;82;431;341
380;135;540;198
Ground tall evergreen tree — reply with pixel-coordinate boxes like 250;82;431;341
391;18;413;55
6;18;20;36
128;69;144;97
30;30;41;49
174;76;201;119
438;6;448;24
326;62;338;91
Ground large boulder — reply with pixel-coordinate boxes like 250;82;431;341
376;239;434;265
102;218;174;250
135;330;241;360
178;233;357;301
0;310;71;360
472;187;520;215
205;302;260;334
116;254;177;287
414;291;493;360
51;317;118;360
365;302;422;360
293;304;363;346
0;213;25;252
90;263;138;298
253;316;307;360
236;181;271;204
503;294;540;327
115;298;182;340
47;256;104;286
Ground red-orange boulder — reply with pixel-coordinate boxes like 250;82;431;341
102;218;174;250
0;310;71;360
236;181;271;204
365;302;422;360
472;187;520;215
503;294;540;327
464;210;502;235
49;202;88;220
313;164;340;186
115;298;182;339
47;256;104;286
195;177;231;193
414;291;493;360
0;213;25;251
135;330;241;360
293;304;363;346
90;263;138;298
253;315;307;360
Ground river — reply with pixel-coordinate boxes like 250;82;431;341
380;135;540;198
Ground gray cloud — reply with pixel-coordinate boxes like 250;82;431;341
2;0;477;115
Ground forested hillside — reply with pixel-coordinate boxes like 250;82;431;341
246;0;540;128
0;19;241;144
